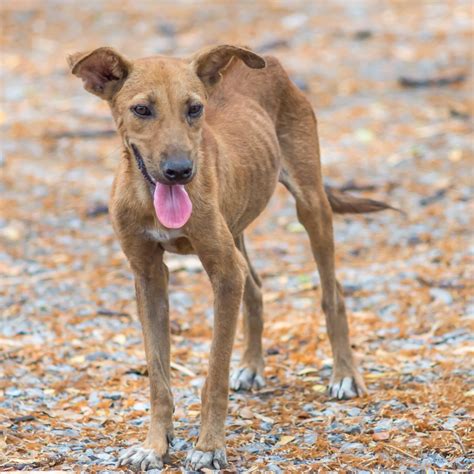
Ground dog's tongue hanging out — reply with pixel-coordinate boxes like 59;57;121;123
153;183;192;229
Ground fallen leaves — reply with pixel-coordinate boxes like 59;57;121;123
277;435;295;446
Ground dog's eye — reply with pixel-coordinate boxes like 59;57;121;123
188;104;203;119
132;105;152;117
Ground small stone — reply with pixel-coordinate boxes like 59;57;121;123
353;30;373;40
132;401;149;411
287;221;305;233
281;13;307;30
345;407;362;417
103;392;122;401
243;442;268;454
88;391;100;407
291;77;309;92
373;431;390;441
343;424;362;435
96;452;111;460
172;438;191;451
5;387;22;397
429;288;453;305
128;414;145;425
266;347;280;355
156;21;176;36
257;38;289;53
77;454;91;464
267;464;283;473
422;452;448;468
239;407;254;419
442;417;460;430
374;418;393;432
328;433;345;444
303;433;317;444
260;422;273;432
341;442;365;452
302;403;316;414
0;224;23;241
85;351;110;361
86;203;108;217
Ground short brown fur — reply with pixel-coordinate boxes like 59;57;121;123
69;45;392;471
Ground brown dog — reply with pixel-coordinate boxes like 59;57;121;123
68;45;392;471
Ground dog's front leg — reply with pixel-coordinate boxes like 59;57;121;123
186;223;247;471
117;242;173;471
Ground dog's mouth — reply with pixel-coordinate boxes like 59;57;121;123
131;144;193;229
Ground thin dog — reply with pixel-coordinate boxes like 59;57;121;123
68;45;393;471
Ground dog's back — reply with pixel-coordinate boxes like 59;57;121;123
207;55;298;126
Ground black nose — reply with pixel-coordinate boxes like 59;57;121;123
161;159;193;183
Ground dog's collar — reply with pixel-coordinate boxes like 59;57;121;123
130;144;156;187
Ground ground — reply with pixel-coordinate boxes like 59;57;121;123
1;0;473;472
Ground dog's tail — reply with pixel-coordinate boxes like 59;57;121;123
325;186;400;214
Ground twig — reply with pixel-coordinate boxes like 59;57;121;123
97;309;131;318
170;361;196;377
451;430;466;455
0;337;24;348
339;180;378;192
399;73;466;88
385;443;418;460
264;283;318;303
253;412;275;424
298;416;326;425
0;269;71;287
416;276;466;290
87;203;109;217
9;414;36;425
46;129;116;139
0;348;22;362
419;188;448;206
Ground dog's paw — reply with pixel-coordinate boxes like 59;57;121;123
230;367;265;391
185;447;227;471
117;446;166;471
328;373;367;400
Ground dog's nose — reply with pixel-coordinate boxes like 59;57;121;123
161;159;193;183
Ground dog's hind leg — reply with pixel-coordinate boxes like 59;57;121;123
277;97;367;399
230;234;265;391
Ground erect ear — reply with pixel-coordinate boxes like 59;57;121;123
67;47;131;100
191;45;266;88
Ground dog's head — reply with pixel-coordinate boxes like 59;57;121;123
67;45;266;188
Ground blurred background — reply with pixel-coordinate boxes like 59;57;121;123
1;1;473;471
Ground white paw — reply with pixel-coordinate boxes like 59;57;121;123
185;447;227;471
230;367;265;391
117;446;164;471
328;376;363;400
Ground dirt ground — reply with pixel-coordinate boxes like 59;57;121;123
1;0;473;471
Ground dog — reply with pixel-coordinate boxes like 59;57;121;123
68;44;393;471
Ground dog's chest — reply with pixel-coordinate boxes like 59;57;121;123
146;227;194;254
147;228;178;242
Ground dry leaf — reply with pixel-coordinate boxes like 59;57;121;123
278;435;295;445
312;384;327;393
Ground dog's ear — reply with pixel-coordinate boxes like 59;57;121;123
191;45;266;88
67;47;131;100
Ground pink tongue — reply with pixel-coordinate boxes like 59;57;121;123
153;183;192;229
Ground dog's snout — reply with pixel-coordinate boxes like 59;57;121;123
161;159;193;184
